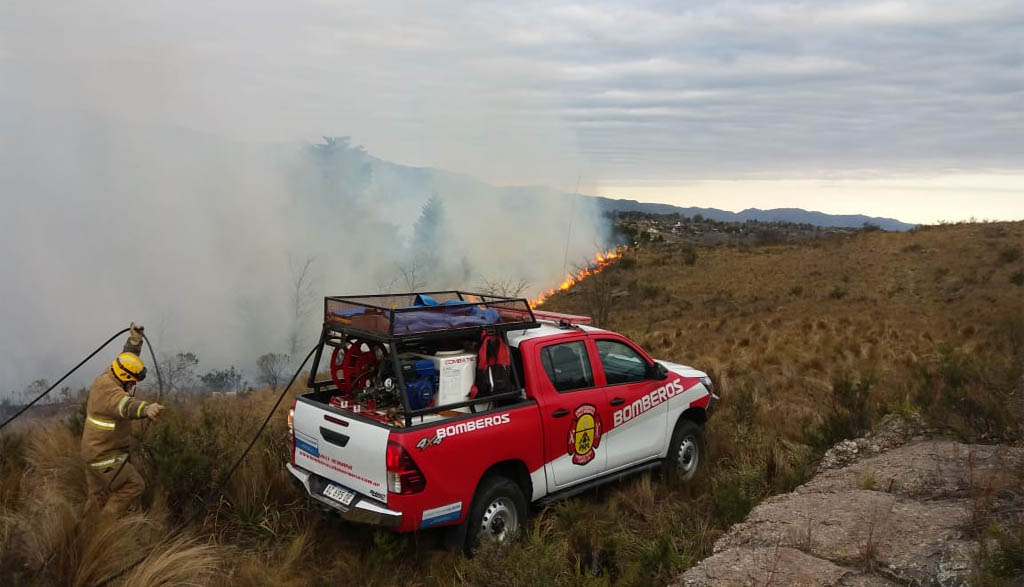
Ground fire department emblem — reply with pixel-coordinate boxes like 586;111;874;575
567;404;602;465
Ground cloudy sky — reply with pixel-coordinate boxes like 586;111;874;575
2;0;1022;223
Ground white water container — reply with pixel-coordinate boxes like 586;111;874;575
409;350;477;411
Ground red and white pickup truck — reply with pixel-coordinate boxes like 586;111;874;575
286;292;716;547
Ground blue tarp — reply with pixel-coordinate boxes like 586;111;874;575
394;301;500;333
330;297;500;334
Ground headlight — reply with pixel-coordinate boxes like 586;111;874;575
699;375;713;392
287;408;294;434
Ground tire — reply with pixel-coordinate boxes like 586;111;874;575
665;419;705;482
463;475;527;552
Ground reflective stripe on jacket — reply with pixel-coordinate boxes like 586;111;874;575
88;452;128;470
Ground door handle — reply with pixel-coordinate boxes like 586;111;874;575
552;408;570;418
610;397;625;406
320;427;350;448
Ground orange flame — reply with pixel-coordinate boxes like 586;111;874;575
529;247;626;308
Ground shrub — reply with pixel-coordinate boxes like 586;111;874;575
148;408;222;519
755;228;786;246
617;255;637;270
711;457;766;525
1011;270;1024;287
0;432;26;511
913;343;1021;441
681;243;698;266
200;367;246;393
828;286;848;300
975;524;1024;585
998;245;1022;265
789;285;804;297
732;386;760;429
806;376;873;449
638;284;663;301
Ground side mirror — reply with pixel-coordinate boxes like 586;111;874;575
649;362;669;380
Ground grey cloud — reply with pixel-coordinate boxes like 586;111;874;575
4;0;1020;183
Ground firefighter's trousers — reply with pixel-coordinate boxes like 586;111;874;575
85;459;144;515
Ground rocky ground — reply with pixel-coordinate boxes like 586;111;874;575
675;415;1024;587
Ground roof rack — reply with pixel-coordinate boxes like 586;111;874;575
310;291;539;426
322;290;540;342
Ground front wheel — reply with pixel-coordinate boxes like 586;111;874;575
463;476;527;552
666;419;705;482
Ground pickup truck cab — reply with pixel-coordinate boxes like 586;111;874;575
286;292;716;547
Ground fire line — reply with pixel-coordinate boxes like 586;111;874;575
529;247;626;308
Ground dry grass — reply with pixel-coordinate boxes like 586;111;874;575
1;221;1022;586
122;534;220;587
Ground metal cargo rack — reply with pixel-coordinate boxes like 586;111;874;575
307;291;540;426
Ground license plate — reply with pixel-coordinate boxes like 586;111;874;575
322;483;355;506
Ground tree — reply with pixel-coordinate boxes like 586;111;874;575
200;367;246;394
288;256;317;357
256;353;290;391
161;352;200;393
477;277;531;298
23;379;49;404
395;260;427;292
574;258;620;327
406;195;447;286
411;196;445;266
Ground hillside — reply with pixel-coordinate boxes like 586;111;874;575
304;137;915;232
1;221;1022;586
540;220;1024;585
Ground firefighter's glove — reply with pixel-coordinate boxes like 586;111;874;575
144;403;165;421
130;322;145;336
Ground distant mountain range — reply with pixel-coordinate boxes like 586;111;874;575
302;137;916;232
590;197;916;232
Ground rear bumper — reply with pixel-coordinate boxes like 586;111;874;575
286;463;402;529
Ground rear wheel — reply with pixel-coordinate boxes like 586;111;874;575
666;419;705;482
463;476;527;551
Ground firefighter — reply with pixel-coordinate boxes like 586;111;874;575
81;322;165;514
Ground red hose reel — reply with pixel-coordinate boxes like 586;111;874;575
329;338;385;395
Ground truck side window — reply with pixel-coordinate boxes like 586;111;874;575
540;341;594;392
596;340;648;385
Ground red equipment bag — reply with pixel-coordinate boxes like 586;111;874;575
470;329;513;398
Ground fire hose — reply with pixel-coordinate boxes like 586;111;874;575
92;344;317;587
0;327;315;585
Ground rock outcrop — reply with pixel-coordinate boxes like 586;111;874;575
676;415;1024;587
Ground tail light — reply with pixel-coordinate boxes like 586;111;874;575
386;441;426;494
288;399;296;466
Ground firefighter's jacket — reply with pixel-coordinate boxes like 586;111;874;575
81;334;150;470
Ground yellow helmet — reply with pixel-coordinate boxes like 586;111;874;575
111;352;147;383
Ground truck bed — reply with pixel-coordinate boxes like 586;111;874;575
300;389;506;429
